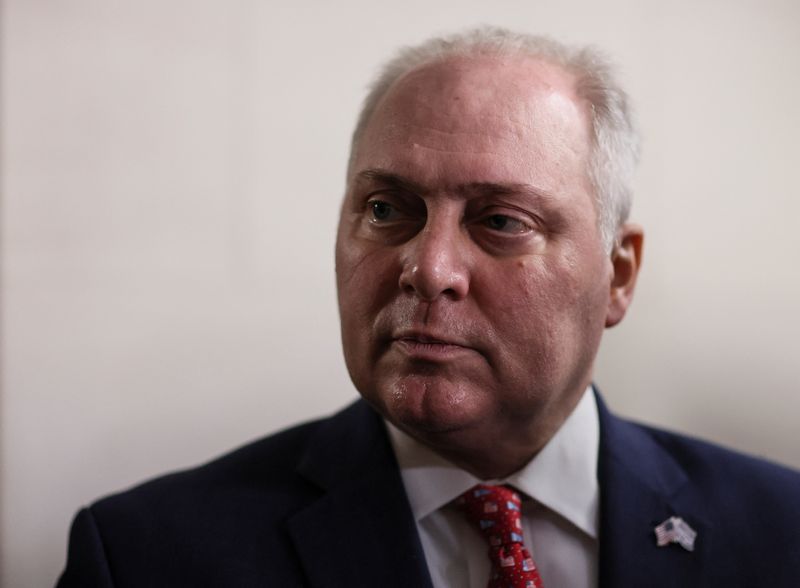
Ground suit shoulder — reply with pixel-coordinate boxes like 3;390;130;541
91;414;327;519
633;420;800;508
60;401;387;585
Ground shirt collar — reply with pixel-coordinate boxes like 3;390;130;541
386;386;599;539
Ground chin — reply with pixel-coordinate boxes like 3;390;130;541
375;374;487;437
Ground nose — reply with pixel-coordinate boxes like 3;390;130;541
398;218;470;301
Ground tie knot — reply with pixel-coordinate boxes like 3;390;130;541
456;484;525;547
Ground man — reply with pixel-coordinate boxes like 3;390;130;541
58;27;800;587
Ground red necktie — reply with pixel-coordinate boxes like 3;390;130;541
457;484;545;588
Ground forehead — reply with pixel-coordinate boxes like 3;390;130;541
354;56;592;189
383;55;583;126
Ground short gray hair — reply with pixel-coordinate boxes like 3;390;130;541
348;26;639;251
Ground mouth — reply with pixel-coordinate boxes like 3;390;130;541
391;331;477;361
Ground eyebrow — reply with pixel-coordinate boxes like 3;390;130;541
356;169;430;196
356;168;555;202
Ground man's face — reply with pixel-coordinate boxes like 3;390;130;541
336;56;623;472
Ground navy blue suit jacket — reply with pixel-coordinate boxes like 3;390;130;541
57;394;800;587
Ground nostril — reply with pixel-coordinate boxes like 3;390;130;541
399;264;420;294
399;264;469;302
398;233;470;301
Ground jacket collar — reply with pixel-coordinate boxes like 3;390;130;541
595;391;713;587
287;400;434;588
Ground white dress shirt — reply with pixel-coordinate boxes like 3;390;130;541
386;386;600;588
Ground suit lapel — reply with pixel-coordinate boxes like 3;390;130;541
596;393;712;588
287;401;433;588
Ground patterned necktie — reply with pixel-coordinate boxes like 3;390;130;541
457;484;545;588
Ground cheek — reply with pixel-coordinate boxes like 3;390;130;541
336;241;401;350
484;255;607;368
339;247;396;306
520;247;610;311
502;257;581;316
476;260;563;368
335;225;364;291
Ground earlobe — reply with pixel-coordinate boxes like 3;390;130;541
605;224;644;328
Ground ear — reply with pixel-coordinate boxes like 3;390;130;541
605;223;644;328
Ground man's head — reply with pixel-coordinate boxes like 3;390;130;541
335;27;643;478
349;28;640;252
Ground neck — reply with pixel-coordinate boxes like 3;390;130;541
403;386;589;480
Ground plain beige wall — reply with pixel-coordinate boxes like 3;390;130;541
2;0;799;586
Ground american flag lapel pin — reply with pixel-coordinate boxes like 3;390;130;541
654;516;697;552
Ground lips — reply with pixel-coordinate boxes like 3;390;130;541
401;335;456;346
394;330;468;347
391;330;477;360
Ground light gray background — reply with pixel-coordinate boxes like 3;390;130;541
2;0;799;586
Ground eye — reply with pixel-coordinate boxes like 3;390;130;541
370;200;395;221
482;214;532;234
368;198;417;224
